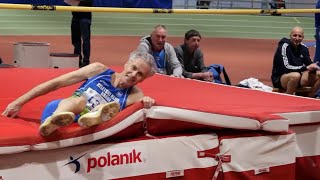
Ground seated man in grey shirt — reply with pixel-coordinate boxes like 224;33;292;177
175;30;213;81
137;24;183;77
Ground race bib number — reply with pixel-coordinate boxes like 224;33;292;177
84;87;107;110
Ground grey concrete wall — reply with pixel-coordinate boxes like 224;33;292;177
172;0;317;16
173;0;316;9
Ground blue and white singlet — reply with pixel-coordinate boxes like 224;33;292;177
75;69;132;111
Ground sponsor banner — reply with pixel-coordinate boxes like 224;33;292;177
0;134;217;180
0;0;173;8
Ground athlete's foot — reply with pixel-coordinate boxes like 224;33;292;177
78;101;120;128
39;112;75;136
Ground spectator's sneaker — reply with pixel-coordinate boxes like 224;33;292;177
315;89;320;99
39;112;75;136
78;101;120;128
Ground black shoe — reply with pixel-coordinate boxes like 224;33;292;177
0;57;2;64
79;61;90;68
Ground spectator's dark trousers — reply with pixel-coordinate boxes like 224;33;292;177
71;11;92;67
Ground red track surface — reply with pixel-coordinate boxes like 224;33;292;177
0;35;316;86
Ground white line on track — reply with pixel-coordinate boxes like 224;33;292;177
293;17;300;23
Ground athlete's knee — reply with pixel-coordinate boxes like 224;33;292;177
72;96;87;106
62;96;86;108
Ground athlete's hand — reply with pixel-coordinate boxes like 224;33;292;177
203;72;213;82
141;96;155;109
2;101;22;118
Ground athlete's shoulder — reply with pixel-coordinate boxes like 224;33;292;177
89;62;108;70
76;62;108;79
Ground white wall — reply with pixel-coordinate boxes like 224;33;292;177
173;0;317;9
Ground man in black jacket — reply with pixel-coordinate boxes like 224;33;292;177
71;0;92;68
271;26;320;97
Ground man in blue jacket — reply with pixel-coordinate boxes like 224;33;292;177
137;25;183;77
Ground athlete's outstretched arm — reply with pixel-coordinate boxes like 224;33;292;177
2;62;107;117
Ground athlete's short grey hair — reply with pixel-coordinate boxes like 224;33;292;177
128;51;158;77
